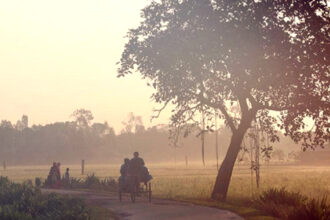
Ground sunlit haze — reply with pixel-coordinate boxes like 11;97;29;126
0;0;171;132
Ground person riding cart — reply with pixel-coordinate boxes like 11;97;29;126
127;152;145;192
118;158;130;187
118;152;152;202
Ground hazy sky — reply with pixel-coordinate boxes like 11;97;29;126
0;0;172;132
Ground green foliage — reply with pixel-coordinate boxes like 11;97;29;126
118;0;329;151
258;187;330;220
100;177;118;191
257;187;306;218
84;173;100;187
61;174;118;192
259;187;307;207
35;177;41;187
118;0;329;200
288;196;330;220
66;177;84;188
0;176;91;220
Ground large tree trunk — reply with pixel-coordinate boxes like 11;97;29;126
211;119;252;201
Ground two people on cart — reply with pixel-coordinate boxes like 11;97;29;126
119;152;152;192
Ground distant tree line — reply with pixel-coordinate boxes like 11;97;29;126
0;109;309;166
0;109;232;165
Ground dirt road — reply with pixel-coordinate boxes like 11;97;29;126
42;189;243;220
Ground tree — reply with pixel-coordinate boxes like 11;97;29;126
71;109;94;129
92;122;114;137
15;115;28;131
0;120;13;129
121;112;145;134
118;0;329;201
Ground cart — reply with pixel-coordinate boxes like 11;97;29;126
118;175;152;203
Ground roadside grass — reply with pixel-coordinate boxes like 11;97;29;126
0;177;92;220
152;175;274;220
89;205;118;220
256;187;330;220
148;165;330;220
1;164;329;219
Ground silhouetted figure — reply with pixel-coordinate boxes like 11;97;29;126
64;168;70;184
120;158;130;178
128;152;145;192
128;152;145;176
119;158;130;187
140;165;152;183
55;162;61;188
46;162;58;188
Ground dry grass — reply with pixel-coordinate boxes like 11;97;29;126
1;163;329;202
1;163;329;219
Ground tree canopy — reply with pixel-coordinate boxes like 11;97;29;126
71;109;94;129
118;0;329;200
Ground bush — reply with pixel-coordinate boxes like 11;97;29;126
100;177;118;191
60;174;118;191
0;176;91;220
258;187;330;220
288;196;330;220
85;173;100;188
259;187;307;207
35;178;42;187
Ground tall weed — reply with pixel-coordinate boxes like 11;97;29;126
258;187;330;220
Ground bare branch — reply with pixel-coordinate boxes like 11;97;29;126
151;100;170;122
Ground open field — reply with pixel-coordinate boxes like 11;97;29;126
1;163;329;219
1;163;329;203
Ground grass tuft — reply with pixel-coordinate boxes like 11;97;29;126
258;187;330;220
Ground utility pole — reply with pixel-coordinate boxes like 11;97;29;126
81;159;85;175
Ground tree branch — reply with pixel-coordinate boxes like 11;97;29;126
151;100;170;121
256;103;287;111
197;95;237;132
238;96;248;116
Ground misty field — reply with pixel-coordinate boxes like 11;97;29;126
1;163;329;203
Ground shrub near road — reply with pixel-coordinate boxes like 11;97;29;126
0;177;91;220
258;187;330;220
61;173;118;191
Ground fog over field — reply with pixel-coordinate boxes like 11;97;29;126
1;112;328;166
0;0;329;219
0;111;308;166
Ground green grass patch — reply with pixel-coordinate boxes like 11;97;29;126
0;176;118;220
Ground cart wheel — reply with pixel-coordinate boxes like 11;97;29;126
130;191;136;203
148;182;152;203
130;180;136;203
